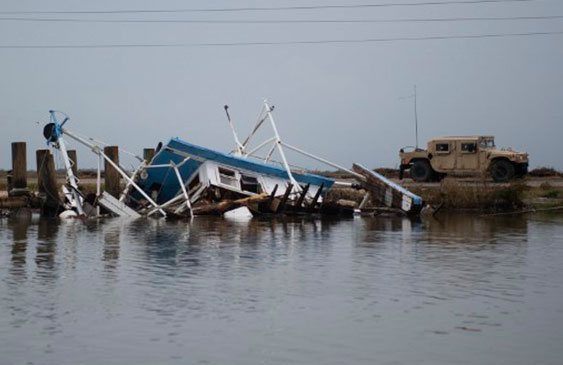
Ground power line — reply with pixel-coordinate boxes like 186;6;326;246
1;15;562;24
0;30;561;49
0;0;543;15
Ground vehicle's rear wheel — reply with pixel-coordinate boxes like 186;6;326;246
410;160;434;182
491;159;515;182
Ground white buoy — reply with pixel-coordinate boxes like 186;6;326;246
59;210;78;219
224;206;253;220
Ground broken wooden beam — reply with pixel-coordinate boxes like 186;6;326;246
0;196;29;209
319;200;355;216
191;194;268;216
352;163;424;215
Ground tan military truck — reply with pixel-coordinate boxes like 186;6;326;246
399;136;529;182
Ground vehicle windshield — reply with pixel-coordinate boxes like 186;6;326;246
479;139;495;149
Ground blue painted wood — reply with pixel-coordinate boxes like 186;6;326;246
134;138;334;204
167;138;334;188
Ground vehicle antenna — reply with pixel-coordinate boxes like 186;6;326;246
414;85;419;150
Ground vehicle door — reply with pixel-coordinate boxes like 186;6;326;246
457;141;479;170
431;141;455;170
477;139;494;172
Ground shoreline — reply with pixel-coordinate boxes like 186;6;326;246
2;172;563;214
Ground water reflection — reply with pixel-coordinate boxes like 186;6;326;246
424;213;528;243
35;218;59;270
0;213;562;365
8;213;32;279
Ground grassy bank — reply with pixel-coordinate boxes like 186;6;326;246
410;180;529;211
327;178;563;212
2;170;563;213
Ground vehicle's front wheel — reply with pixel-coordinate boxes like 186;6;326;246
491;159;515;182
410;160;434;182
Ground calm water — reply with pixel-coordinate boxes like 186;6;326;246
1;213;563;365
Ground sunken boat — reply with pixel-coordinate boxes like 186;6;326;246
40;101;424;219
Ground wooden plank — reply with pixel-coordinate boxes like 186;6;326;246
0;196;28;209
104;146;120;198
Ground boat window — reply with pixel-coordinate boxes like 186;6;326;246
218;168;235;177
240;174;261;193
218;167;238;187
461;143;477;153
436;143;449;152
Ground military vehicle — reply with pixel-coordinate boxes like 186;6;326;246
399;136;528;182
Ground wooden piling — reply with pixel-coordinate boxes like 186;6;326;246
11;142;27;191
104;146;120;198
276;184;293;213
143;148;155;162
36;149;60;217
295;183;310;208
307;183;324;211
266;184;279;212
68;149;78;176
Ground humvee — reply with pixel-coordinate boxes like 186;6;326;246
399;136;528;182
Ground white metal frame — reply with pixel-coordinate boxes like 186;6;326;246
225;100;365;182
51;127;199;218
48;99;366;219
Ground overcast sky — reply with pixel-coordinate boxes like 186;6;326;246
1;0;562;171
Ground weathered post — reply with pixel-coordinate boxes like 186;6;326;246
10;142;27;195
143;148;155;162
36;149;60;217
68;149;78;177
104;146;120;198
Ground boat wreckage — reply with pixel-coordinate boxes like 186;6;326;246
42;101;424;219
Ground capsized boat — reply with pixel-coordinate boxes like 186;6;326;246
41;101;424;219
130;136;335;215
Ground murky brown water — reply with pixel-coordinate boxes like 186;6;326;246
1;213;563;364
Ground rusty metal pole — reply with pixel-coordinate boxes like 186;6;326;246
11;142;27;194
143;148;155;162
68;149;78;177
104;146;120;198
36;149;60;217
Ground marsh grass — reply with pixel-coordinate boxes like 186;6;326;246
529;167;562;177
411;179;528;211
